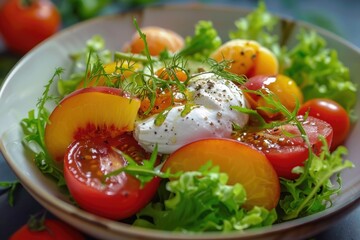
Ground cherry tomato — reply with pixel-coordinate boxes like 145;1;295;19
0;0;61;55
162;138;280;210
298;98;350;150
124;26;184;56
235;116;333;179
155;67;188;82
210;39;278;78
10;218;84;240
140;89;174;115
244;74;303;120
139;86;186;116
64;133;160;220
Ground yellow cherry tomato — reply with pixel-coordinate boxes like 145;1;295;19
244;74;303;120
210;39;278;78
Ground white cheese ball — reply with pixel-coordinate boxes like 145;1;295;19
134;72;249;154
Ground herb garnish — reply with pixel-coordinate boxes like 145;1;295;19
21;68;67;188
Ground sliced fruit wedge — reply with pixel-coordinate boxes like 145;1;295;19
45;86;140;162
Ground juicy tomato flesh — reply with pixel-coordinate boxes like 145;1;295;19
162;138;280;210
235;116;333;179
64;133;160;220
298;98;350;150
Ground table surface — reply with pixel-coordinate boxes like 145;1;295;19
1;0;360;239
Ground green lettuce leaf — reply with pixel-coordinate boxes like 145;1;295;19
179;20;222;61
229;1;279;49
284;30;357;113
133;165;277;232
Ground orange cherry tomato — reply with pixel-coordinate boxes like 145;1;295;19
162;138;280;210
0;0;61;55
298;98;350;150
140;89;174;115
155;67;188;82
139;67;188;115
124;26;184;56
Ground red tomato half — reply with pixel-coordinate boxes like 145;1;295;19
64;133;160;220
235;116;333;179
298;98;350;150
0;0;61;55
10;218;84;240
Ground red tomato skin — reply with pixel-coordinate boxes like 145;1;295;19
0;0;61;55
64;135;160;220
236;116;333;179
298;98;350;150
9;219;84;240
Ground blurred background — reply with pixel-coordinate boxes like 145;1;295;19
0;0;360;86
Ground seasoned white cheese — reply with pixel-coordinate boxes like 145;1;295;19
133;72;249;154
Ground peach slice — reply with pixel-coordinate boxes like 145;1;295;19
45;87;140;162
162;138;280;210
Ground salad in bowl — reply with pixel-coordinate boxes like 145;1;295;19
1;2;359;239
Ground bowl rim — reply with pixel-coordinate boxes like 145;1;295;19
1;3;360;239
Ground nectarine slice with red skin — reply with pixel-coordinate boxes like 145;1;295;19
45;86;140;162
162;138;280;210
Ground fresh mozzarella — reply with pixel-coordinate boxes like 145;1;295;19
134;72;249;154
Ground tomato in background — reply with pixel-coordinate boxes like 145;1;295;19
10;217;84;240
0;0;61;55
64;133;160;220
298;98;350;150
244;74;303;120
236;116;333;179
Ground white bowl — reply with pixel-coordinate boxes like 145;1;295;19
1;4;360;240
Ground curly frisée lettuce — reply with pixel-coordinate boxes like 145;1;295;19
133;164;277;232
279;140;354;221
283;30;356;114
229;1;278;49
178;20;222;61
